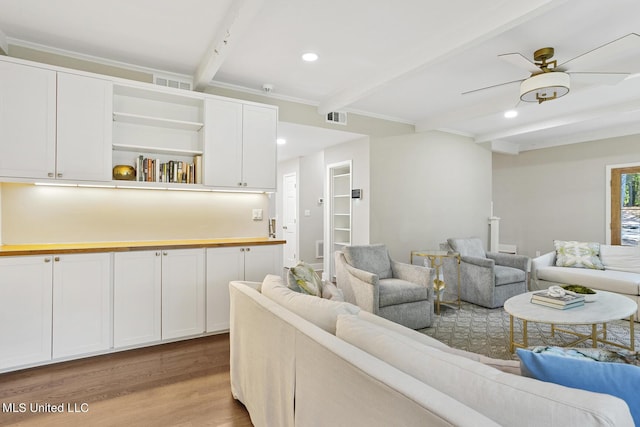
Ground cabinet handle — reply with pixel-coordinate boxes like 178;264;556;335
54;257;60;262
57;173;63;178
48;172;54;177
243;182;248;187
163;251;168;256
44;257;51;263
240;248;245;252
246;247;251;252
237;182;243;186
155;251;160;256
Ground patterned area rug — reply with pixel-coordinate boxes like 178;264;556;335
419;301;637;360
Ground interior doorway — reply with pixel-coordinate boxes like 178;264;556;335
282;172;298;268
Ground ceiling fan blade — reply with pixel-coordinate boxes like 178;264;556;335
498;53;540;74
559;33;640;71
568;72;629;85
461;79;522;96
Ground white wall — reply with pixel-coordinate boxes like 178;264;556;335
492;134;640;257
0;183;269;244
298;151;325;264
370;131;493;262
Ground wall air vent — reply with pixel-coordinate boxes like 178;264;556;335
326;111;347;125
154;75;192;91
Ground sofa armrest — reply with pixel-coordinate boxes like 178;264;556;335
460;255;495;269
531;251;556;281
341;262;379;314
391;260;434;287
487;252;531;272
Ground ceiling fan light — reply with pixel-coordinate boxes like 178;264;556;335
520;72;570;103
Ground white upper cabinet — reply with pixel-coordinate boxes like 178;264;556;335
0;60;112;181
0;61;56;179
204;98;277;190
57;72;113;181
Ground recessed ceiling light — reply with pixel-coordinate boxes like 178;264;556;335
277;138;287;145
302;52;318;62
504;110;518;119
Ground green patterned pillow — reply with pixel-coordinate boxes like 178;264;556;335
554;240;604;270
287;261;322;296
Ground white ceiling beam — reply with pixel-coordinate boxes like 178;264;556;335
317;0;567;115
474;98;640;143
193;0;264;91
415;97;515;133
0;27;8;55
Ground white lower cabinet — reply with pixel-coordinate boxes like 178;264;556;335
114;249;205;344
206;245;282;332
113;251;162;348
161;249;206;340
0;256;53;371
52;253;112;359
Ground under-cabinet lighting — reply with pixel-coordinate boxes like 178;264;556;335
35;182;77;187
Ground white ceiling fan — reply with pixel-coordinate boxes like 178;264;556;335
464;33;640;104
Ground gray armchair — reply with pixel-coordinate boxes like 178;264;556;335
442;237;530;309
335;244;435;329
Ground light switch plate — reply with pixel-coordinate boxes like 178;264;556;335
252;209;263;220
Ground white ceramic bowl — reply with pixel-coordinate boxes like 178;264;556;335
584;291;598;303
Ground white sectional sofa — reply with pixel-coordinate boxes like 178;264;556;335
229;275;633;427
531;244;640;305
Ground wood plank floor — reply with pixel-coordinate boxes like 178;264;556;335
0;334;253;426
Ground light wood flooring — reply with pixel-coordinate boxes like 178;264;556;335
0;334;253;426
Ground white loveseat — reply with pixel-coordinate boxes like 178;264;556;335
229;275;633;427
531;244;640;305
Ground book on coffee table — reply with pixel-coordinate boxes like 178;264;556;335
530;298;584;310
531;290;585;307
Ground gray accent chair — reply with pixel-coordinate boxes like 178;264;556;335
335;244;435;329
442;237;530;309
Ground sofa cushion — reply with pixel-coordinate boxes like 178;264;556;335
261;274;359;334
536;266;640;296
378;278;429;307
600;245;640;274
356;311;521;375
447;237;486;258
343;244;392;279
494;265;526;286
336;313;633;427
554;240;604;270
287;261;322;296
517;347;640;426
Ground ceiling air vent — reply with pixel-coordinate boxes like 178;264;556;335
154;75;192;91
326;111;347;125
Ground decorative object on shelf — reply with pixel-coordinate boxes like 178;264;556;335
112;165;136;181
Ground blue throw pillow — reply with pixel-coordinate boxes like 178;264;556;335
517;348;640;425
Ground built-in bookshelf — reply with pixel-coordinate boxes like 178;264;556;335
112;83;205;186
326;161;352;280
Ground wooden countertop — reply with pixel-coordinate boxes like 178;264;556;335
0;237;286;256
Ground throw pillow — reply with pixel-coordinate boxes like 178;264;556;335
517;347;640;425
554;240;605;270
287;261;322;296
321;281;345;301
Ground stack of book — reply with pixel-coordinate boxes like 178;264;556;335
135;155;202;184
530;290;585;310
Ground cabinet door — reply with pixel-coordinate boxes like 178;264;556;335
0;61;56;179
0;256;53;371
243;245;283;282
205;247;244;332
52;253;112;359
204;98;243;187
113;251;162;348
57;73;113;181
162;249;205;340
242;105;277;190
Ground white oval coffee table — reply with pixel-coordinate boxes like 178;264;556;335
504;290;637;353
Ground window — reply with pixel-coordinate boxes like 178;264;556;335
611;166;640;246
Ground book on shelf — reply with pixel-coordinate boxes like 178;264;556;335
531;290;585;306
530;298;584;310
134;155;199;184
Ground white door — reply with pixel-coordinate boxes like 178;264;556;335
0;256;53;370
283;173;298;268
161;249;205;340
113;251;162;348
52;253;112;359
